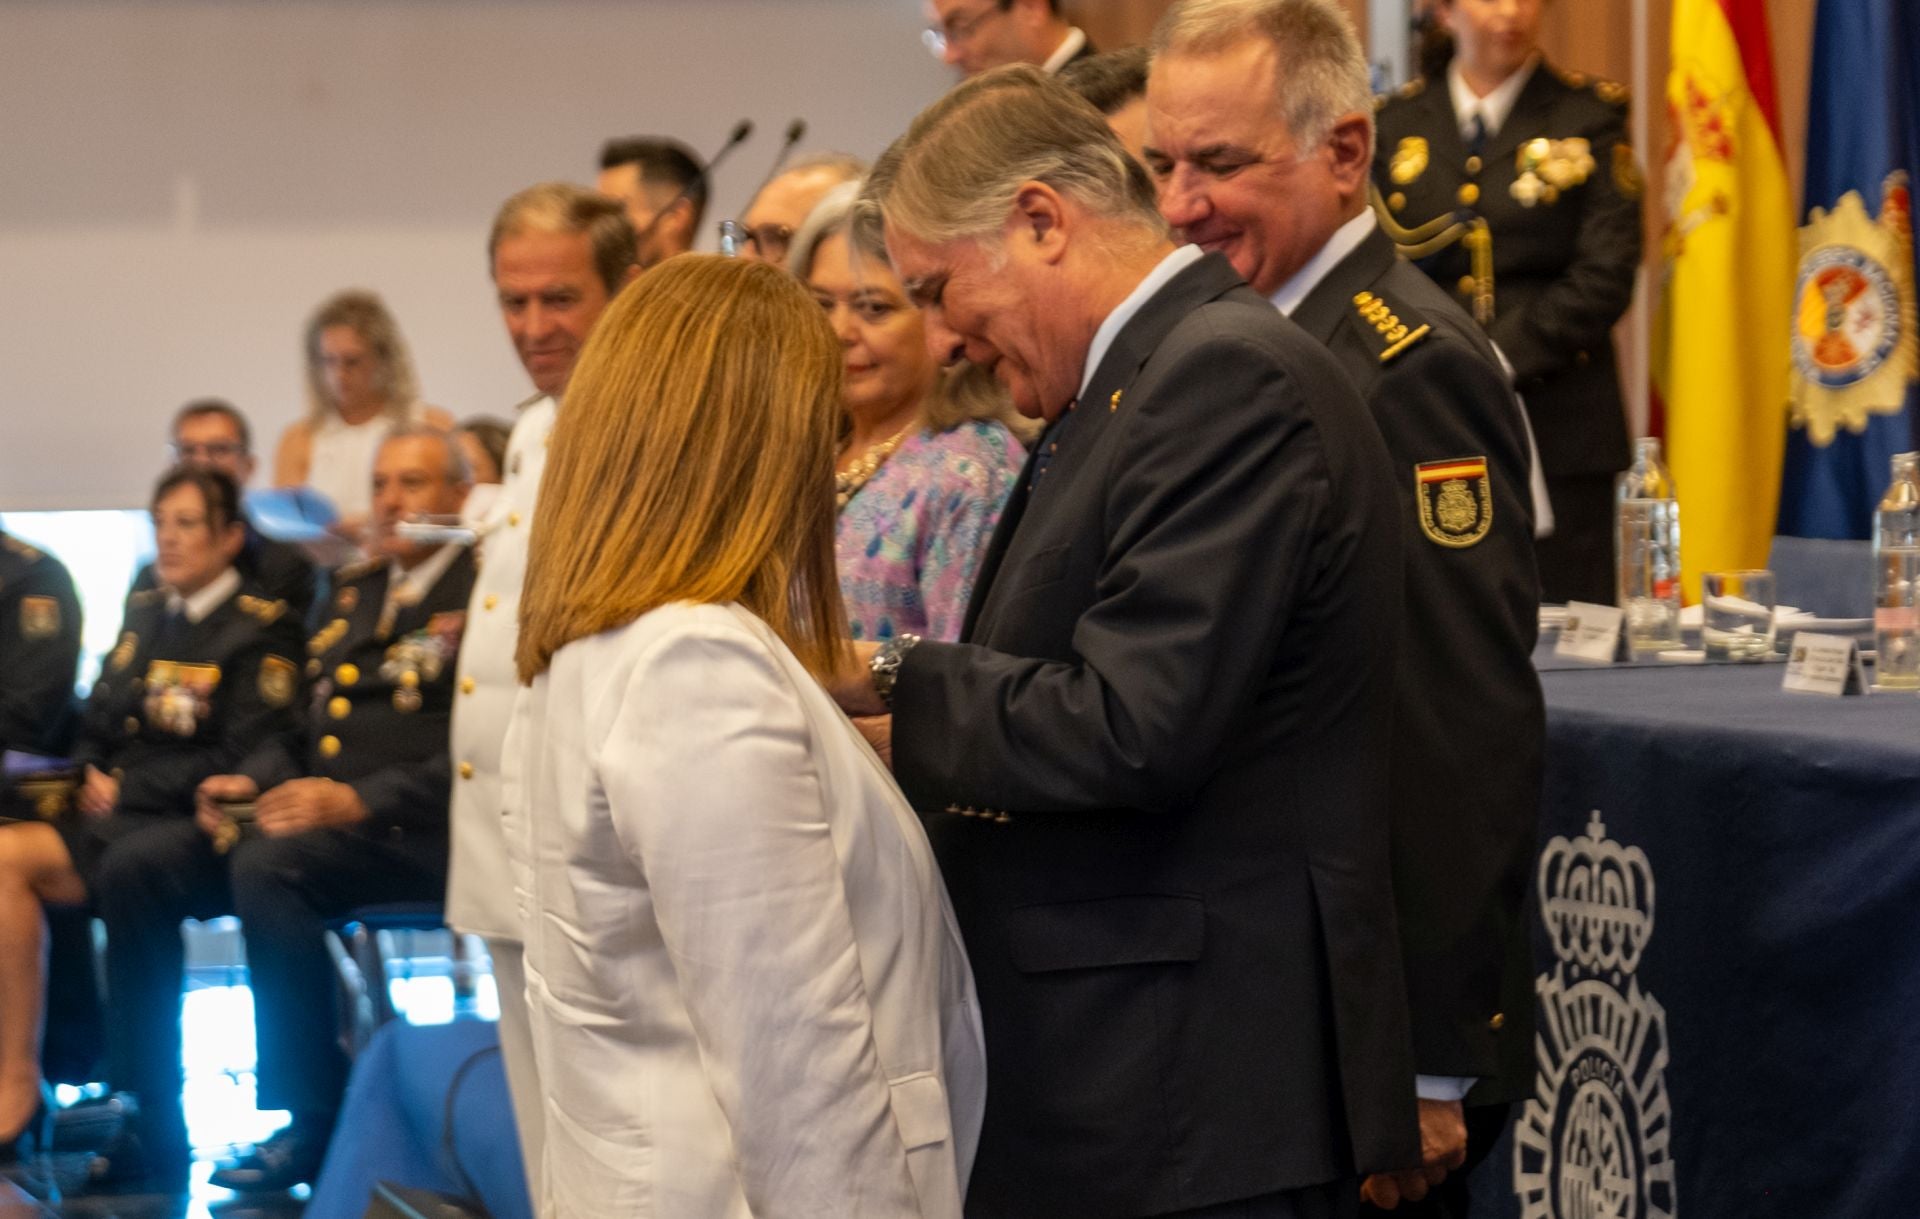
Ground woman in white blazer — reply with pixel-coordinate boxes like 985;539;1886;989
505;253;984;1219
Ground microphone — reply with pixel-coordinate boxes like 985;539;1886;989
746;119;809;201
633;119;755;258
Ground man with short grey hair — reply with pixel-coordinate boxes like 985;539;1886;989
834;64;1417;1218
1148;2;1545;1211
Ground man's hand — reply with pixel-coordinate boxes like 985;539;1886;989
76;765;120;820
826;642;885;717
195;775;261;838
254;778;369;837
853;715;893;771
1360;1098;1468;1208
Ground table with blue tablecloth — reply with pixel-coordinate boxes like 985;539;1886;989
1470;658;1920;1219
307;1018;531;1219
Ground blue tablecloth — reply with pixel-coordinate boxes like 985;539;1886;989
306;1018;531;1219
1471;661;1920;1219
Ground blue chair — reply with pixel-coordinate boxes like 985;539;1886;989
1767;535;1874;619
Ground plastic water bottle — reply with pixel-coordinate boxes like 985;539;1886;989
1872;451;1920;691
1616;437;1682;651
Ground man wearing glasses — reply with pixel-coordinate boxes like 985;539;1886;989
925;0;1095;79
722;152;865;268
135;400;318;623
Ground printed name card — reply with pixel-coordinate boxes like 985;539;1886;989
1554;601;1624;664
1782;632;1869;696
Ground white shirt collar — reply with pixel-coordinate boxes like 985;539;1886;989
1448;53;1540;143
385;543;462;618
1267;209;1378;318
1041;26;1088;75
1077;244;1206;402
167;566;241;624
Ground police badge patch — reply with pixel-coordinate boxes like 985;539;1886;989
1415;458;1493;548
258;655;296;708
20;595;60;640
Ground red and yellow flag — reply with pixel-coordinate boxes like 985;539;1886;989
1652;0;1796;598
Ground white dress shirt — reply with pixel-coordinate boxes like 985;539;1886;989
446;395;554;940
505;602;985;1218
1449;53;1540;143
165;566;241;624
1079;244;1205;402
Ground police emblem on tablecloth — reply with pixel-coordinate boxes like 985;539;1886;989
1415;458;1492;548
1788;174;1917;446
19;595;60;640
1514;811;1676;1219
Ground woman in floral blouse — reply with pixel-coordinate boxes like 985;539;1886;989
791;183;1032;642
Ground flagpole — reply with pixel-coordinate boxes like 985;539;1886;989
1627;0;1652;439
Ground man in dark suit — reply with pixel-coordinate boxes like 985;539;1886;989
1146;1;1544;1211
83;426;475;1193
928;0;1095;78
837;65;1416;1218
130;399;319;623
1372;0;1643;605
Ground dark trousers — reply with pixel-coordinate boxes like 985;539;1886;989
1155;1180;1358;1219
93;819;443;1141
1357;1103;1513;1219
1534;473;1616;606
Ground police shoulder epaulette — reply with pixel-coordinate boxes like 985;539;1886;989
1351;290;1433;365
333;557;382;584
128;587;167;608
237;594;289;625
1592;77;1629;106
1554;66;1590;89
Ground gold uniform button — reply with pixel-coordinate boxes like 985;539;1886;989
124;716;141;734
1457;183;1480;206
336;663;360;687
1489;1012;1507;1031
400;670;420;689
1465;155;1483;174
1458;275;1477;295
459;761;475;780
306;658;322;678
328;696;351;720
1387;191;1407;212
508;512;521;527
319;735;342;759
460;677;476;695
484;595;499;611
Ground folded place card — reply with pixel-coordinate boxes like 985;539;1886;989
1782;632;1868;696
1554;601;1624;664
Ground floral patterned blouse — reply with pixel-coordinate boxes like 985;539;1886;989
836;420;1026;642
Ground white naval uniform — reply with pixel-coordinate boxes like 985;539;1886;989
445;392;554;1202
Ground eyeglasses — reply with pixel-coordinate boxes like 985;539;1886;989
922;0;1011;58
170;442;248;463
718;220;797;264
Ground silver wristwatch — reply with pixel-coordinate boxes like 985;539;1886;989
869;633;922;709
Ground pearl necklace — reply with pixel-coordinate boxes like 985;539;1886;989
835;424;915;510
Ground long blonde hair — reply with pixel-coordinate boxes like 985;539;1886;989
517;254;849;682
302;289;422;426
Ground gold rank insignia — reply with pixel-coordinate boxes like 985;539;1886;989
1352;291;1432;364
258;655;296;708
1595;78;1629;105
1390;137;1429;185
238;595;288;625
1415;458;1494;548
19;595;60;641
109;630;138;672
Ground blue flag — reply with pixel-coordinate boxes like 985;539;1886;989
1777;0;1920;538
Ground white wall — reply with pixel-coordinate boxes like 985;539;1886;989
0;0;950;509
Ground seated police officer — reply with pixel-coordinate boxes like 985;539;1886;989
0;528;81;765
85;427;475;1192
0;468;300;1167
129;399;319;624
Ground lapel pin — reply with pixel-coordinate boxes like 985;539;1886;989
1109;389;1123;413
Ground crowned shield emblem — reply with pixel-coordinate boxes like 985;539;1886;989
1391;136;1429;185
1415;458;1493;547
19;596;59;641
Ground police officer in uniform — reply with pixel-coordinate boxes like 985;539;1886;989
1148;0;1543;1208
1373;0;1643;606
84;428;474;1192
0;530;81;766
0;468;300;1166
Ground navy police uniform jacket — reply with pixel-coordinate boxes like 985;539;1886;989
0;532;82;757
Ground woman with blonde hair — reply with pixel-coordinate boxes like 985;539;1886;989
789;182;1031;643
508;253;984;1219
272;290;452;534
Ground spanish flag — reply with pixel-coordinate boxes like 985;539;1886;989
1652;0;1796;597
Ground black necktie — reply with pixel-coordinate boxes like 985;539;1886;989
1466;114;1489;159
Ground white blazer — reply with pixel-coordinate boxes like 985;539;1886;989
504;602;986;1219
